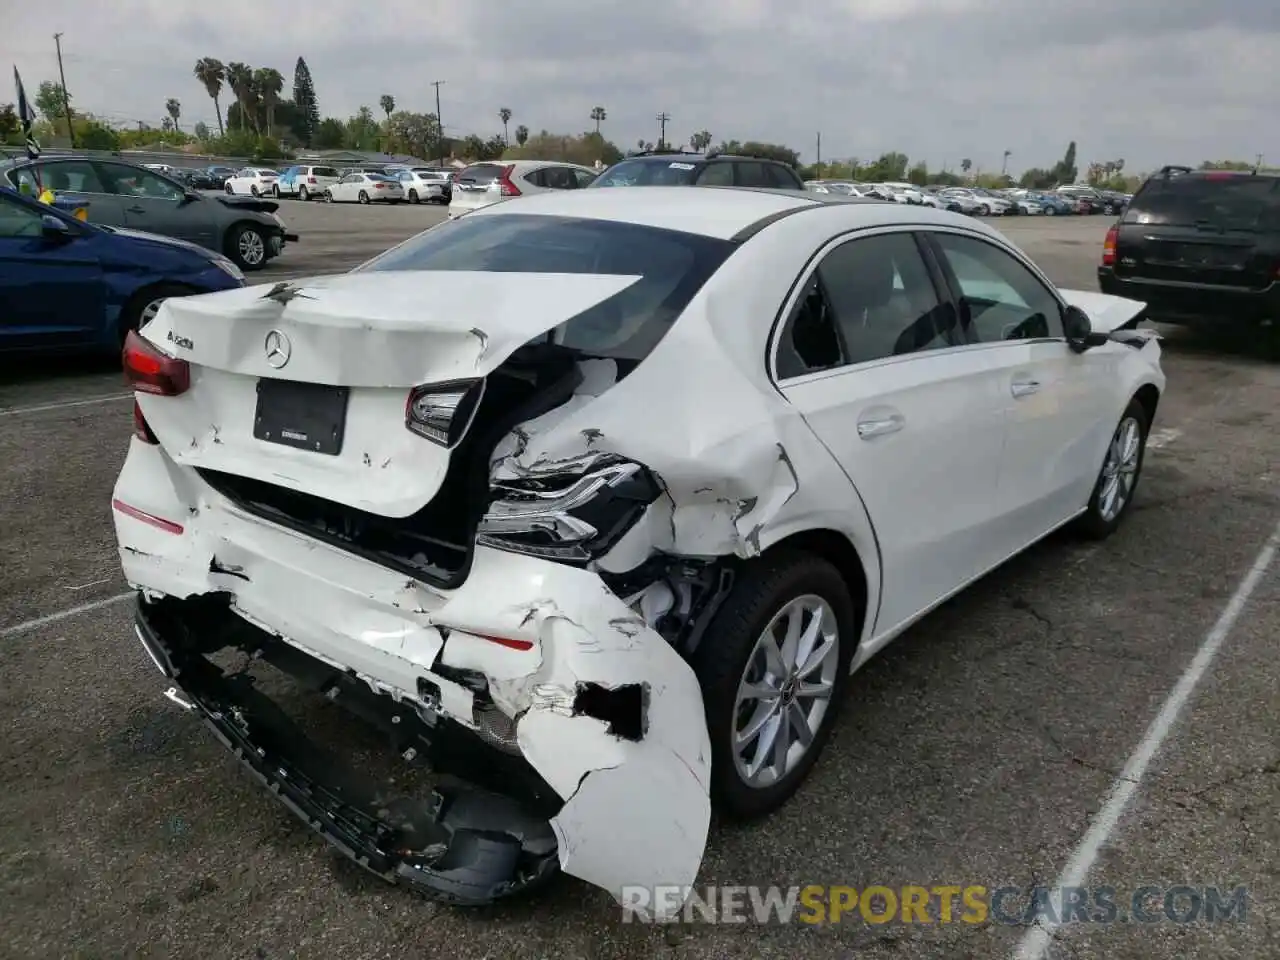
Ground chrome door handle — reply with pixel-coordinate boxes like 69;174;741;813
1011;379;1041;398
856;415;904;439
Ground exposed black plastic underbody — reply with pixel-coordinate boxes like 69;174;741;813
135;592;561;904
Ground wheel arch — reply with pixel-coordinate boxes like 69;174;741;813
1132;382;1161;427
758;528;871;644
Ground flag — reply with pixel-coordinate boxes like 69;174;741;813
13;66;41;160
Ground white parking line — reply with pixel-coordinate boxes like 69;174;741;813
1013;516;1280;960
0;591;133;640
0;393;131;418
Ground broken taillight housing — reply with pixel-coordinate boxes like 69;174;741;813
477;454;661;562
404;379;485;447
123;330;190;396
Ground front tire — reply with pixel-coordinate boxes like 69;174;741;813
250;185;260;197
227;223;268;271
224;182;234;194
324;190;334;203
117;282;196;347
1075;397;1150;540
408;189;420;204
693;551;856;819
1045;206;1056;216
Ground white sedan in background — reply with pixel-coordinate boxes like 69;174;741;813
448;160;598;218
115;187;1162;919
223;167;280;197
324;172;406;204
397;168;453;204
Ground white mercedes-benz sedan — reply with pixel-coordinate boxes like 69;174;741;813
112;186;1164;917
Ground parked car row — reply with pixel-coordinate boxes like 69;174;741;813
804;179;1132;218
0;154;297;272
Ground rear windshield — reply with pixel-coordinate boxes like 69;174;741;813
312;166;338;177
354;213;735;363
1124;175;1280;230
591;159;701;187
456;164;505;184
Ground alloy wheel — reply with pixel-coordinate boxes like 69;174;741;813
238;229;265;267
731;594;840;789
1098;416;1142;522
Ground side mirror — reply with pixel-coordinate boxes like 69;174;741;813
40;214;74;243
1063;304;1109;352
181;190;202;204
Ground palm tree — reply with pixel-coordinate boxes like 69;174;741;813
590;105;606;134
498;107;512;144
689;129;712;152
192;58;226;136
226;62;254;132
514;124;529;147
380;94;395;120
960;157;972;173
165;98;182;133
254;68;284;137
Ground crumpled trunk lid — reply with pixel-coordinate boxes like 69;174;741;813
136;271;638;517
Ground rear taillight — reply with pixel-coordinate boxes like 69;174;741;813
405;379;485;447
112;498;184;535
132;399;158;444
1102;224;1118;267
498;165;522;197
123;330;190;396
375;182;386;189
307;176;317;184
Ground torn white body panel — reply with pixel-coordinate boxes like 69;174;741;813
113;438;709;916
1057;288;1148;333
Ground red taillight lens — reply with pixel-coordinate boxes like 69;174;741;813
477;634;535;651
112;498;184;535
123;330;190;396
498;165;522;197
133;399;158;444
375;182;386;189
1102;225;1118;266
307;176;317;183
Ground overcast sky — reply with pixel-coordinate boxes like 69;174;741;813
4;0;1278;173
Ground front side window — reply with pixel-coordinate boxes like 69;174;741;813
930;232;1064;342
37;161;106;194
354;213;735;365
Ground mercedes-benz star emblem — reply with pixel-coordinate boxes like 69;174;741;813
264;329;292;368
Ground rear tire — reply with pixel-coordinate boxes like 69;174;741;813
693;551;856;820
299;186;310;201
408;189;419;204
1075;397;1150;540
324;190;334;203
358;190;370;204
1045;206;1056;216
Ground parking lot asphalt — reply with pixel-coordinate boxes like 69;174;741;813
1;209;1276;960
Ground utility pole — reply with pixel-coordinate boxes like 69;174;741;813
53;32;75;148
431;80;446;165
656;112;670;150
1001;149;1011;177
816;132;821;166
1257;153;1264;170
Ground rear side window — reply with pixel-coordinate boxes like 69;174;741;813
354;213;735;364
1125;175;1280;230
456;164;505;184
766;165;803;189
313;166;338;177
592;159;700;187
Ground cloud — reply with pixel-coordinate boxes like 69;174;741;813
3;0;1277;171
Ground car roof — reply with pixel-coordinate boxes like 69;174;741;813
462;185;978;241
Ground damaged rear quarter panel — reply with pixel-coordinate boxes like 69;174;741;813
488;218;881;603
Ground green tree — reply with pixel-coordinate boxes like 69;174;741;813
226;63;254;132
34;81;72;137
193;58;226;136
165;98;181;133
193;120;211;140
379;94;395;120
715;140;800;167
514;124;529;147
590;105;606;134
386;111;440;158
960;157;972;174
291;57;320;147
499;106;512;144
689;129;712;151
504;130;623;166
0;103;17;141
346;106;380;150
253;68;284;137
313;117;346;149
77;119;119;151
907;160;928;186
861;151;909;181
1052;141;1078;184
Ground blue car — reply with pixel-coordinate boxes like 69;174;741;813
0;185;245;356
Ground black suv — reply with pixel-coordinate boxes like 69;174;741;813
1098;166;1280;331
588;150;806;190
